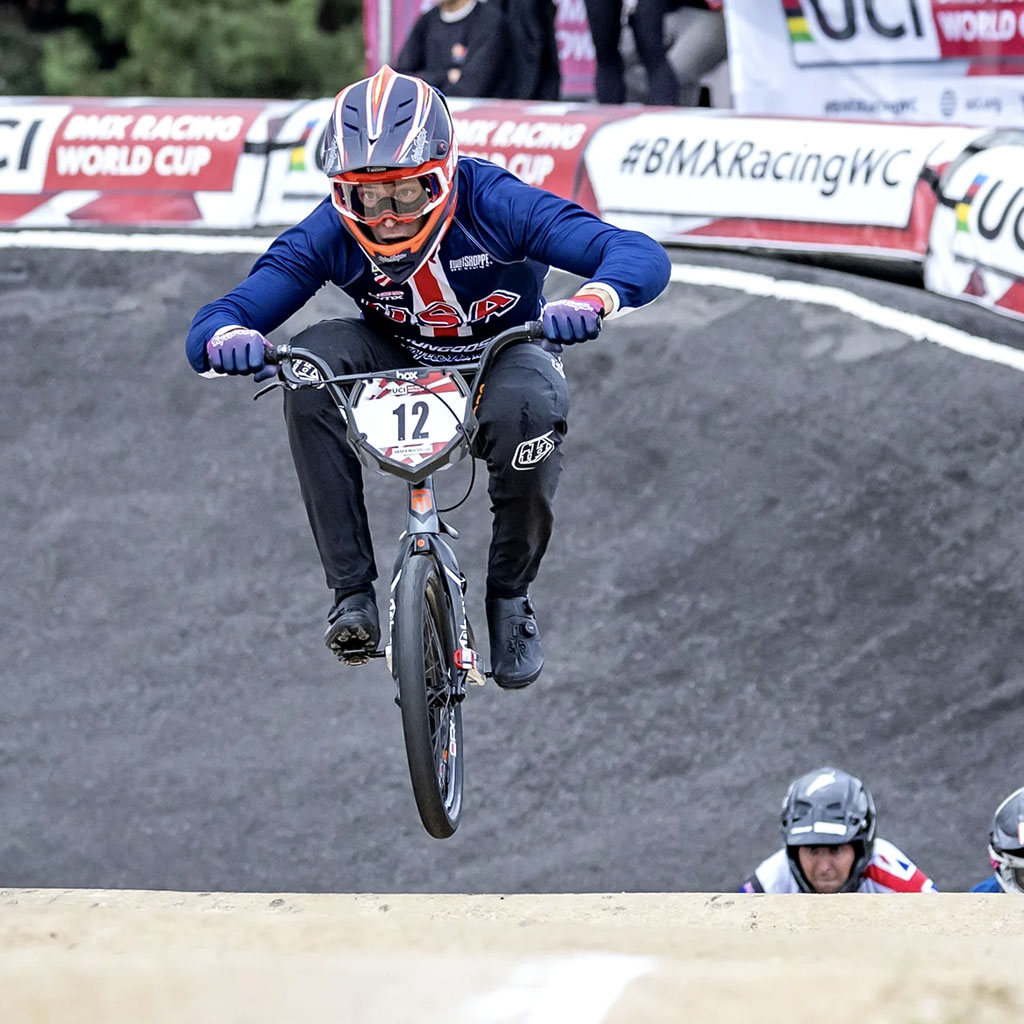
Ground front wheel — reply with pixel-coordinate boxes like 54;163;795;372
393;553;463;838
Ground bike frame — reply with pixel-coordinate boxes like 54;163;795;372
387;479;482;696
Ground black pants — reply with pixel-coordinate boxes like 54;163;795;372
282;318;570;601
584;0;679;105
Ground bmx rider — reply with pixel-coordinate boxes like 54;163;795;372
186;65;670;689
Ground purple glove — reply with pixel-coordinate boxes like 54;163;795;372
206;327;276;381
541;294;605;344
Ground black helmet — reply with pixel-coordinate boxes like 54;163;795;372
781;767;877;893
321;65;458;284
988;786;1024;894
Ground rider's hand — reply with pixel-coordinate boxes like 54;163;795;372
541;294;605;344
206;326;276;381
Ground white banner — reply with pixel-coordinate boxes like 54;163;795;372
584;112;977;228
726;0;1024;125
0;104;71;194
257;98;334;226
926;137;1024;317
0;98;291;228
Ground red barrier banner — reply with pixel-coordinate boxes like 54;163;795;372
44;104;262;191
933;1;1024;60
448;100;629;200
0;98;291;227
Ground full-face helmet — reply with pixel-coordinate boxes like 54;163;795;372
321;65;458;284
781;767;877;893
988;786;1024;894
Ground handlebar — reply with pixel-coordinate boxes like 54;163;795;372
260;319;550;404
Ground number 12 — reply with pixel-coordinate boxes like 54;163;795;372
394;400;429;441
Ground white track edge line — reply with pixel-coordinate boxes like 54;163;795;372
670;263;1024;374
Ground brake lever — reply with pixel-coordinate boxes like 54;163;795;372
253;377;283;401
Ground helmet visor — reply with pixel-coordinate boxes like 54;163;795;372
332;171;444;226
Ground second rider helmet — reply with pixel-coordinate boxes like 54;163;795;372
780;766;877;893
988;786;1024;894
321;65;458;285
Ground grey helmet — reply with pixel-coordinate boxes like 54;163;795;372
781;767;877;893
987;786;1024;894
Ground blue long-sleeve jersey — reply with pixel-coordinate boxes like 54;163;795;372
186;157;671;372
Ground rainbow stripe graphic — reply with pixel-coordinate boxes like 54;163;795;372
956;174;988;233
289;119;320;172
783;0;812;43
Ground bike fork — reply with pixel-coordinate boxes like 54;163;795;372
385;477;486;689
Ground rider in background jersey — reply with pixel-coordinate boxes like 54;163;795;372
970;786;1024;893
186;65;671;688
739;767;939;894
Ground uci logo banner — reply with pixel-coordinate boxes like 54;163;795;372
783;0;942;66
925;141;1024;317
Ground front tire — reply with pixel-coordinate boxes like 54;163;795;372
393;553;463;838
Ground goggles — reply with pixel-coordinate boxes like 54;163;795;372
331;171;445;226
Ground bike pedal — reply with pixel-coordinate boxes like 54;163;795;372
339;652;371;666
454;646;486;686
336;644;380;667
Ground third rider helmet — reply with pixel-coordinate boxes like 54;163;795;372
321;65;458;285
781;766;877;893
988;786;1024;894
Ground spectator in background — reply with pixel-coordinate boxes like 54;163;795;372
740;767;939;894
394;0;512;99
494;0;562;100
589;0;727;106
584;0;680;104
663;0;727;106
970;786;1024;893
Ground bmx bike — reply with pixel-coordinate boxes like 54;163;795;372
259;320;548;839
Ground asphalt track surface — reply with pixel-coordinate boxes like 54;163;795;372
3;239;1024;896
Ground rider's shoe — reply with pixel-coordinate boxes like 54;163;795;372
486;594;544;689
324;587;380;665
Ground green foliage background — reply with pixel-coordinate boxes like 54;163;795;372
1;0;367;98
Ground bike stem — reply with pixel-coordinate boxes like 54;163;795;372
407;477;440;535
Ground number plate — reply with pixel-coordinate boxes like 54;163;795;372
349;369;470;472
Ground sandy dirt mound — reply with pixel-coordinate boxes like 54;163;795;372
3;888;1022;1023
